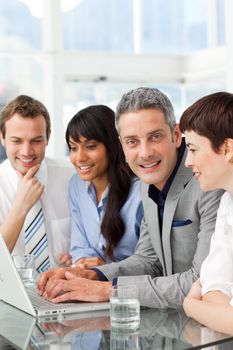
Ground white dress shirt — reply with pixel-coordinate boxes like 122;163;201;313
200;191;233;304
0;157;75;267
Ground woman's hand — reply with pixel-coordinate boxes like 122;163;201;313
75;257;106;269
57;253;72;266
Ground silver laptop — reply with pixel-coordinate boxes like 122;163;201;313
0;234;109;317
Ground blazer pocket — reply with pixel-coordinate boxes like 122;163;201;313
172;219;192;227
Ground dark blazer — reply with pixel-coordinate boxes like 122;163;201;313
98;150;224;308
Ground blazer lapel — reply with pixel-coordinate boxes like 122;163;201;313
141;182;166;272
162;150;193;275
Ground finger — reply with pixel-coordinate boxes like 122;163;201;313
76;258;85;265
37;272;50;294
24;164;40;179
82;262;93;268
65;259;72;266
77;260;98;269
76;263;85;269
65;271;78;280
77;257;105;268
59;254;72;266
37;269;58;294
45;273;73;299
44;279;62;299
47;279;77;300
52;291;81;303
58;253;69;265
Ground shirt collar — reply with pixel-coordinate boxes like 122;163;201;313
37;158;47;193
86;181;109;207
148;138;186;204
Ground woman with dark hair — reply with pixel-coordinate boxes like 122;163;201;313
61;105;143;268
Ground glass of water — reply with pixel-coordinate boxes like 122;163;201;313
12;254;35;287
110;285;140;331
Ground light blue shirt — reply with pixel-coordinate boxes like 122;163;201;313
69;174;143;263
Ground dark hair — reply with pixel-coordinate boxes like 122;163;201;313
0;95;51;139
66;105;134;260
179;92;233;152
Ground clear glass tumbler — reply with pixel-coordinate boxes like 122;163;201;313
110;285;140;331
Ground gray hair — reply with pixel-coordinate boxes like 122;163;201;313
115;87;176;132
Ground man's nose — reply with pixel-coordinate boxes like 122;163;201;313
21;143;33;156
138;142;154;159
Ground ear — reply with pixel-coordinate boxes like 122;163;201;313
173;124;182;148
224;138;233;162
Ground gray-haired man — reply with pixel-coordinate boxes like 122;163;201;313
38;87;223;308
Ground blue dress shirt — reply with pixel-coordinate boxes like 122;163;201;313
69;175;143;263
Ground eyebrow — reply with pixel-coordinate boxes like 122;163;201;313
186;142;196;148
9;136;44;140
122;129;165;140
69;138;97;145
68;139;76;144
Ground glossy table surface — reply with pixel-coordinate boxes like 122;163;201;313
0;300;232;350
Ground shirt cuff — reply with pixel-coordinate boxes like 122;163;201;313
90;268;109;281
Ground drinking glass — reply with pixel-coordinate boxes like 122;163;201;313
110;285;140;331
12;254;35;287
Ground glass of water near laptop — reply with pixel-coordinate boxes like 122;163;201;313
110;285;140;331
12;254;36;287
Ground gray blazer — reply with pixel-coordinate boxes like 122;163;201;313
98;150;224;308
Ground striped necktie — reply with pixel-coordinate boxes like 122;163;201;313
24;201;50;272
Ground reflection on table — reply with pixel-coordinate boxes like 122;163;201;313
0;301;233;349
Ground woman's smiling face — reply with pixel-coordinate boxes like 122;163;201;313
69;136;109;185
185;130;227;191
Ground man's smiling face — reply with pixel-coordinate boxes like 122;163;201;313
119;108;182;190
2;113;48;175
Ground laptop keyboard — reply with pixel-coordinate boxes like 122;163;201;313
27;288;60;310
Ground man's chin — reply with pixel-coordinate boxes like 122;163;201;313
16;167;30;175
14;163;39;175
138;173;159;185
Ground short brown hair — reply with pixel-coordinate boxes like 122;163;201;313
0;95;51;139
179;92;233;152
